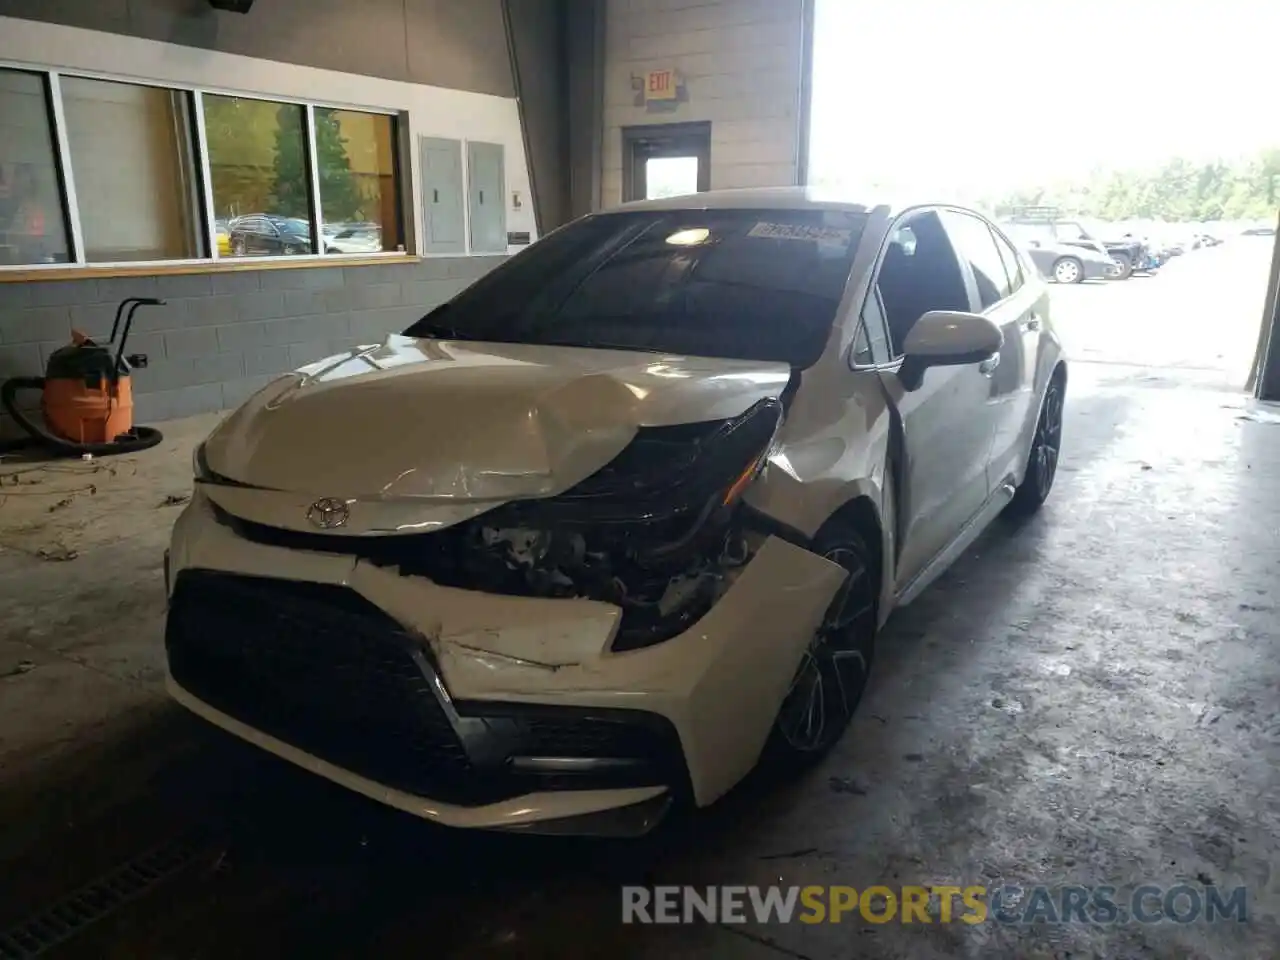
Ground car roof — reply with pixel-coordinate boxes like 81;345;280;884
614;186;888;215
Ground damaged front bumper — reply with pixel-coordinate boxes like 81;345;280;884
163;490;846;834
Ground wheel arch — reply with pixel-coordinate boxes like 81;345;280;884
813;493;886;623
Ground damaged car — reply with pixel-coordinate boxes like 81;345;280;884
164;189;1066;836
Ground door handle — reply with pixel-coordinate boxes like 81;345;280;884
1024;315;1042;331
979;353;1000;376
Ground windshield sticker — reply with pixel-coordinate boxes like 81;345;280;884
747;222;853;245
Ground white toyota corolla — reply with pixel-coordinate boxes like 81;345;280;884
164;188;1066;836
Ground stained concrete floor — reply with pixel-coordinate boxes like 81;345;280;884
2;251;1278;959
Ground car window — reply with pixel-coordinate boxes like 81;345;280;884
1054;222;1087;242
991;229;1024;294
852;287;893;366
875;210;970;353
943;211;1012;309
403;207;870;369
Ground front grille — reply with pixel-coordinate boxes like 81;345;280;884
166;571;483;801
166;571;689;805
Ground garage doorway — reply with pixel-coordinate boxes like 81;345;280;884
622;122;710;202
806;0;1279;391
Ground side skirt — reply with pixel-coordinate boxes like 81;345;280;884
893;477;1016;609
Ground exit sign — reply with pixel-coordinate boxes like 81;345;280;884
646;69;678;100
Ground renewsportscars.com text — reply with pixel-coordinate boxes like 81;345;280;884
621;884;1248;926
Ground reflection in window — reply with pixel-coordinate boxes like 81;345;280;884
62;77;202;263
0;69;70;265
203;94;313;257
314;108;402;254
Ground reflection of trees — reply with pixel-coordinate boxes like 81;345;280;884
203;97;387;226
313;108;362;222
270;104;309;218
203;97;279;218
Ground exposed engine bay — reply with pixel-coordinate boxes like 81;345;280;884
471;515;751;651
211;398;785;651
423;397;783;650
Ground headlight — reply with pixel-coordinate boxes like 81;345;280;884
529;397;784;525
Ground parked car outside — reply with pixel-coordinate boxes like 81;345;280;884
227;214;313;256
323;223;383;254
1005;207;1148;279
214;218;232;257
1003;223;1119;282
166;189;1066;835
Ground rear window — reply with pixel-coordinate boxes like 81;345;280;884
404;208;868;367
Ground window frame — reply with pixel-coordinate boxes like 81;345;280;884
0;60;413;274
988;222;1026;296
848;205;974;368
850;284;896;369
942;209;1016;312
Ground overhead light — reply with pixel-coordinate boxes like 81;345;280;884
208;0;255;11
666;227;710;246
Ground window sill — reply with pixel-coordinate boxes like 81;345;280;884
0;255;423;283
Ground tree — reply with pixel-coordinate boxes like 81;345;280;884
312;108;363;223
270;105;309;219
990;146;1280;222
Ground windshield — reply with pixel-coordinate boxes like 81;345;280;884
403;208;868;367
280;218;310;236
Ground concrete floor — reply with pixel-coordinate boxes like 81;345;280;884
2;248;1278;959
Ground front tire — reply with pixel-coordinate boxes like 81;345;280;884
1110;252;1134;279
1052;257;1083;284
764;526;877;767
1006;372;1064;518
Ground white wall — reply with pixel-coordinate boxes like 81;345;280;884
0;15;538;257
601;0;807;206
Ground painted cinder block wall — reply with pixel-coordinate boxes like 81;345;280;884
0;260;501;432
601;0;808;206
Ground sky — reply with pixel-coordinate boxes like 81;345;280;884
809;0;1280;200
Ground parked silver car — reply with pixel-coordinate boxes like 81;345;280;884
1002;223;1118;283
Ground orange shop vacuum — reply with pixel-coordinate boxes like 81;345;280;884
2;297;166;456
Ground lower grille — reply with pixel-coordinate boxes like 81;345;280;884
166;570;486;800
166;570;688;806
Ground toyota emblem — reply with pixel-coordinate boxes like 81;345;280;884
306;497;350;529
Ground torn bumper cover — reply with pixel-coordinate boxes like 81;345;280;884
164;490;846;833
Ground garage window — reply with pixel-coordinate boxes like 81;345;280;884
61;77;204;262
314;108;404;254
0;69;72;266
0;66;409;273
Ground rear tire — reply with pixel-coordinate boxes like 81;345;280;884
1006;372;1064;518
1110;252;1134;280
763;525;877;769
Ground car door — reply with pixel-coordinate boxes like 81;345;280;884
941;210;1038;489
870;209;1002;592
261;219;284;255
242;217;267;255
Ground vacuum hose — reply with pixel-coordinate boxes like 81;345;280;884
1;376;164;457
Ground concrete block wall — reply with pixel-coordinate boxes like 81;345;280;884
601;0;806;206
0;257;502;439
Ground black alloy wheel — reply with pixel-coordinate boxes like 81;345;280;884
767;529;877;764
1007;374;1064;517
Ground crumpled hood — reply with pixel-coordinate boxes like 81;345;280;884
202;335;790;519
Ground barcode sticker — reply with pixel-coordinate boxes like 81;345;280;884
747;222;853;245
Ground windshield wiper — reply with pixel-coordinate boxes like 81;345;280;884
404;304;466;340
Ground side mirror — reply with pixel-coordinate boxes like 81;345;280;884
897;310;1003;391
